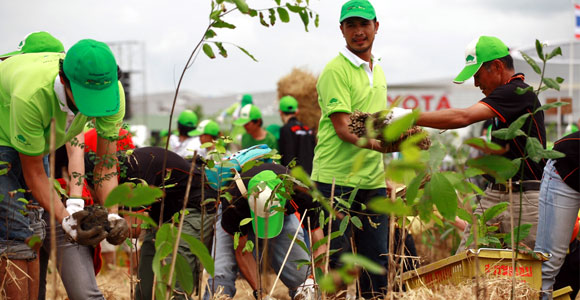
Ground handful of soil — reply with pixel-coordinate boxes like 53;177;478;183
79;205;111;232
348;110;431;153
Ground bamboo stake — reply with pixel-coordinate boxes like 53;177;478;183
49;118;58;300
322;178;335;300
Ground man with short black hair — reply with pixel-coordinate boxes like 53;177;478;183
415;36;546;251
278;95;316;174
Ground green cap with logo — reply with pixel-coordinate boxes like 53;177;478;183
241;94;253;107
279;95;298;113
234;104;262;126
178;110;199;127
340;0;376;23
0;31;65;58
189;119;220;137
63;39;120;117
247;170;287;239
454;36;510;84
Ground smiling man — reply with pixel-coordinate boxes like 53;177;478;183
415;36;546;252
311;0;394;298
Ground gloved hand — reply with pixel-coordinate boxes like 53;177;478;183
61;210;108;246
294;277;317;300
106;213;129;245
65;198;84;215
388;107;414;123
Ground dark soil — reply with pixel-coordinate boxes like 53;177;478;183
80;205;111;232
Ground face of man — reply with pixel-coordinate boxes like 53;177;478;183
200;134;215;147
340;17;379;59
473;60;503;97
243;120;260;134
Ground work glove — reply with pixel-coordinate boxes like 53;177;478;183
61;210;108;246
65;198;84;215
106;213;129;245
294;278;318;300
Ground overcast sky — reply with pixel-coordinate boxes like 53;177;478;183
0;0;574;97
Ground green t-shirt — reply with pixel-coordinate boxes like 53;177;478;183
311;50;387;189
0;53;125;156
241;131;278;151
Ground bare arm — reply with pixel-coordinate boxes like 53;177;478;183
416;102;496;130
19;154;68;223
310;227;326;267
66;133;85;198
235;235;260;291
329;112;386;152
94;135;118;210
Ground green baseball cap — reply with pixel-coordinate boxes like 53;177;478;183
178;110;199;127
340;0;376;23
189;119;220;137
63;39;120;117
0;31;64;58
279;95;298;113
234;104;262;126
454;36;510;84
247;170;287;239
241;94;253;107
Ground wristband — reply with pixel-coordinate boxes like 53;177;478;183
253;289;261;299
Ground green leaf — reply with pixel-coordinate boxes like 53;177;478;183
214;42;228;58
483;202;508;223
121;211;158;229
269;8;276;26
259;12;270;27
535;39;544;60
210;9;221;21
286;3;303;13
174;253;194;294
515;86;534;95
293;235;310;254
427;141;446;171
180;232;215;276
542;78;560;91
385;160;425;183
130;185;164;207
339;253;386;275
464;167;485;178
27;235;42;249
236;45;258;62
520;51;541;74
534;101;570;114
275;0;281;5
505;223;532;244
463;137;502;151
506;113;530;137
457;208;472;224
248;9;257;17
492;128;526;140
314;13;319;27
368;196;413;216
466;155;520;183
240;217;253;226
233;232;240;250
204;29;217;39
298;10;309;32
233;0;249;13
406;171;425;205
556;77;564;84
277;7;290;23
339;215;350;234
525;137;545;163
350;216;363;230
104;183;132;207
203;43;216;59
546;46;562;60
429;173;457;220
383;110;419;142
542;149;565;160
212;20;236;29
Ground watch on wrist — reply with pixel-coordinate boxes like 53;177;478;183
253;289;261;299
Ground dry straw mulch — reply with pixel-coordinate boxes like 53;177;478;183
277;67;320;133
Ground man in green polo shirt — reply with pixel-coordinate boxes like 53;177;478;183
311;0;392;298
0;39;128;300
234;104;278;151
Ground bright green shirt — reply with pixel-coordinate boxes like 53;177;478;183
311;49;387;189
241;131;278;151
0;53;125;156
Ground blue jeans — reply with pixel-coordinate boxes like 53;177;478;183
534;159;580;300
204;205;309;299
316;182;389;299
0;146;47;260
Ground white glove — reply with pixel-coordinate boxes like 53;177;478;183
61;215;78;241
294;278;317;300
108;213;123;222
66;198;84;215
389;107;413;122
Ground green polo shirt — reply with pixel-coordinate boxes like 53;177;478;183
0;53;125;156
311;50;387;189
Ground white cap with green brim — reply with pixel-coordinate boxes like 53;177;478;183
454;36;510;84
189;119;220;137
247;170;287;239
234;104;262;126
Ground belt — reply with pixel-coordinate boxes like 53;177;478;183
489;181;541;192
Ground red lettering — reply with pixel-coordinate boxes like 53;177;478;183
403;96;419;109
436;95;451;110
387;95;395;105
422;95;434;111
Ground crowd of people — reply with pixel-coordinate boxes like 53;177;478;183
0;1;578;300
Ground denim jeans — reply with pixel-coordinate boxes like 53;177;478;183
0;146;47;260
533;159;580;300
316;182;389;299
204;205;309;299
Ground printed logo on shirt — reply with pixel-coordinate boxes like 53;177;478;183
15;134;31;146
328;98;339;107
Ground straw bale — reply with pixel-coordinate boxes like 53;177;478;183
277;67;321;132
